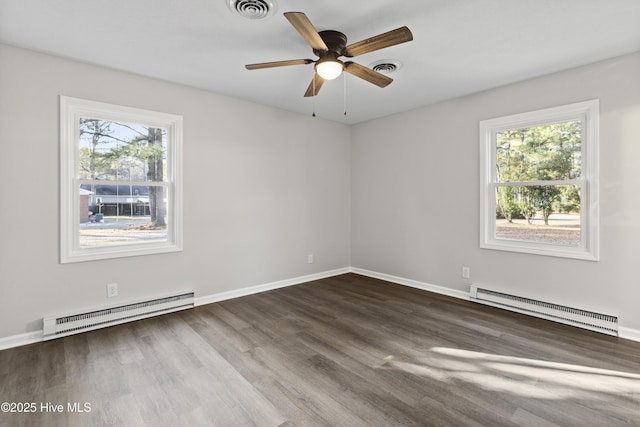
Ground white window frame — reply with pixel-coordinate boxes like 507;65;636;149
60;96;183;263
479;100;599;261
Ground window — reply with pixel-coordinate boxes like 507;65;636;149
479;100;599;260
60;96;183;263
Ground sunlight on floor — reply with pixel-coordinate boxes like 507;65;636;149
382;347;640;400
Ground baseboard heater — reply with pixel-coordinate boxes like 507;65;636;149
43;292;194;340
469;285;618;336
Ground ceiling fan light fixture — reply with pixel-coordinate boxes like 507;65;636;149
315;58;343;80
245;12;414;97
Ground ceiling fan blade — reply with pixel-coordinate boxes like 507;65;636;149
245;59;314;70
304;73;325;97
344;26;413;57
284;12;328;52
344;62;393;88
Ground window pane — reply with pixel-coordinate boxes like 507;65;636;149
496;120;581;183
62;96;182;263
495;185;581;246
79;119;167;182
79;185;168;248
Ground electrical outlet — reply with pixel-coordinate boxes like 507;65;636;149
107;283;118;298
307;254;314;264
462;267;470;279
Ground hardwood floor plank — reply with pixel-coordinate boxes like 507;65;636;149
252;376;334;427
247;346;370;426
1;273;640;426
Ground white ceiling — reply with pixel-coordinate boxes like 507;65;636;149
1;0;639;124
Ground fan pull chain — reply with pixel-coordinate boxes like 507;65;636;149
343;72;347;116
312;74;316;117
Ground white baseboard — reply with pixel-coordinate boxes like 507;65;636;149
194;267;351;307
619;326;640;342
350;267;470;301
0;330;42;351
350;267;640;343
0;268;350;351
2;266;638;350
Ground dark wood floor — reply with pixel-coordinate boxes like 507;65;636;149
2;273;640;426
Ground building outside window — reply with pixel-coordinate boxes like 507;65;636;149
60;96;183;263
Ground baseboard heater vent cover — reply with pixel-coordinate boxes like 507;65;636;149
469;285;618;336
43;292;194;340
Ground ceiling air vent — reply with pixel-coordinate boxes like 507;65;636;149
227;0;276;20
369;59;402;74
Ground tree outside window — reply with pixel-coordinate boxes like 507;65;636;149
61;97;182;263
480;100;599;260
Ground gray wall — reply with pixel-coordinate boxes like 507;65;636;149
351;52;640;332
0;44;351;339
2;42;639;340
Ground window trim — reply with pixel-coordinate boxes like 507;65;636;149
479;100;599;261
60;96;183;263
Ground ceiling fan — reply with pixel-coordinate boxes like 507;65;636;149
245;12;413;97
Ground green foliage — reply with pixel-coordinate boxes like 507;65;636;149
496;186;520;222
78;119;167;225
79;119;166;182
495;121;581;224
79;119;116;180
559;185;581;213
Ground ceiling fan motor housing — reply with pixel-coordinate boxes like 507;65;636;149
314;30;348;56
244;12;413;97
